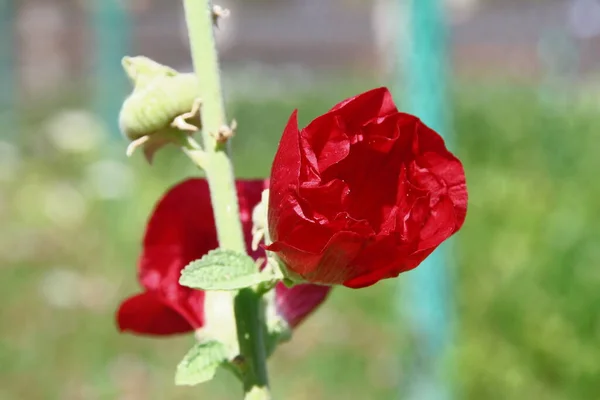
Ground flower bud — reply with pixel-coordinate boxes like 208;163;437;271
118;56;202;162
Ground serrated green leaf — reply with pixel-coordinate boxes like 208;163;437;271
180;249;272;290
175;341;228;386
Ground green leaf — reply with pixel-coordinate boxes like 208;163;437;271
175;341;228;386
180;249;272;291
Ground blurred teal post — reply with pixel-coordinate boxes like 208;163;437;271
91;0;131;138
537;28;579;107
396;0;453;399
0;0;16;138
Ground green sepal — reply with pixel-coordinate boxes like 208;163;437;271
281;278;296;288
175;340;228;386
180;249;273;291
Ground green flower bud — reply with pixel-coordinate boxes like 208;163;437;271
118;56;202;162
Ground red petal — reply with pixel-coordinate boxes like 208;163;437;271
328;87;398;124
116;292;193;336
412;122;468;229
268;229;365;284
275;283;331;328
268;111;302;243
341;235;414;289
140;179;218;290
417;196;458;251
301;115;350;175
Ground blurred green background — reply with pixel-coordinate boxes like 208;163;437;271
2;0;600;399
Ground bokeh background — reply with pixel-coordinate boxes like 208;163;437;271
2;0;600;399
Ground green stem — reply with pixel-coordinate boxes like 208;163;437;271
183;0;244;251
235;289;271;397
181;1;271;399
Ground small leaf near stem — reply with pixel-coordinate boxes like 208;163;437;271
180;249;275;291
175;340;228;386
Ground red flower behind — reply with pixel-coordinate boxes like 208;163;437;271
267;87;468;288
117;179;330;336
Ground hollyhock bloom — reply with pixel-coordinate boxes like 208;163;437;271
117;179;330;336
267;87;468;288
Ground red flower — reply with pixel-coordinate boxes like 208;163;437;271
266;87;468;288
117;179;330;336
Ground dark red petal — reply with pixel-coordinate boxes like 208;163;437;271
167;289;205;330
344;246;435;289
403;122;468;236
268;111;302;243
328;87;398;124
357;113;403;153
271;184;336;254
322;135;405;232
412;123;468;229
298;178;350;224
140;179;218;290
275;283;331;328
268;230;365;284
343;270;389;289
139;246;187;292
339;234;408;288
448;182;468;228
416;196;458;251
117;292;193;336
300;89;398;173
300;115;350;175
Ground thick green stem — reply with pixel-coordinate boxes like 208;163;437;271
235;289;271;396
183;0;244;251
181;1;271;398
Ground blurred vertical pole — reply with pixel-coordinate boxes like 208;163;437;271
537;28;578;108
0;0;16;139
91;0;131;138
395;0;453;399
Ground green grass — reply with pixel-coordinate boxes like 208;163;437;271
1;80;599;399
